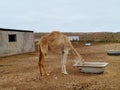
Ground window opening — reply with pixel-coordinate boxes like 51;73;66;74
8;34;17;42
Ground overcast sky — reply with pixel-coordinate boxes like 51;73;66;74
0;0;120;32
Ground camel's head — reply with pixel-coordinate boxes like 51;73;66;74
73;57;84;66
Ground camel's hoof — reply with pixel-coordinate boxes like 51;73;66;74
62;72;68;75
64;73;68;75
46;73;50;76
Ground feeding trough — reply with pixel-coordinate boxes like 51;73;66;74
73;62;109;74
106;50;120;55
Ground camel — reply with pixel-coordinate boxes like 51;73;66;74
38;31;84;76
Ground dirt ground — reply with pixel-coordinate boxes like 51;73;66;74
0;43;120;90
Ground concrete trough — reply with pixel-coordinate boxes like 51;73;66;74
73;62;108;74
106;50;120;55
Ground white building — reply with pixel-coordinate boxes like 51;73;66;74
68;36;80;41
0;28;35;57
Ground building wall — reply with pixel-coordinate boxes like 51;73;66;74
0;30;35;56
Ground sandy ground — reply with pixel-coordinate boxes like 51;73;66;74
0;43;120;90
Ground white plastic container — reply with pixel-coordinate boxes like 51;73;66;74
85;43;91;46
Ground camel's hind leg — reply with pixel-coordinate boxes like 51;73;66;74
38;52;43;76
38;44;49;76
61;49;69;74
38;52;49;76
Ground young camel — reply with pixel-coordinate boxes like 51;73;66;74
38;31;84;76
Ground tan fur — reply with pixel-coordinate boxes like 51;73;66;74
38;31;83;76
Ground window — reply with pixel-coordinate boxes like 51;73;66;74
8;34;17;42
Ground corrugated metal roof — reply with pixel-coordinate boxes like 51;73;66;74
0;28;34;32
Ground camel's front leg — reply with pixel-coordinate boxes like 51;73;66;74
61;49;69;74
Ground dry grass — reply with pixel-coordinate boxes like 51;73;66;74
0;43;120;90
